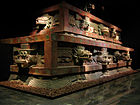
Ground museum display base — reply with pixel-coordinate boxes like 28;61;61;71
0;68;139;98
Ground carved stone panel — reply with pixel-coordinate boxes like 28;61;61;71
57;47;74;66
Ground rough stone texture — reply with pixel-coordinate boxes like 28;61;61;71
85;71;103;80
0;72;139;105
8;74;18;81
28;75;82;89
0;69;139;98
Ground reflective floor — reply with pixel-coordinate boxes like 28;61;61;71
0;71;140;105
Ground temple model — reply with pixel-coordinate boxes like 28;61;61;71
0;2;137;98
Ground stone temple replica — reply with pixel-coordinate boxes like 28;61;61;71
0;2;138;98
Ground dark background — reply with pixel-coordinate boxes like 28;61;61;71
0;0;140;80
